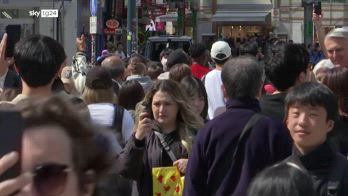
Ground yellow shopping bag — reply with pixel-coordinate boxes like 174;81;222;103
152;166;184;196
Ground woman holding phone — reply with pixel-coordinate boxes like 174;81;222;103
0;96;112;196
117;79;203;196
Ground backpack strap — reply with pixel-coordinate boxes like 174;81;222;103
210;113;263;194
112;104;125;148
154;131;178;162
327;154;346;196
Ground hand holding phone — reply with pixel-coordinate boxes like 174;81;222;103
313;0;322;15
0;111;27;195
0;34;8;66
0;34;15;70
80;25;85;36
0;111;24;182
76;34;86;52
135;102;154;140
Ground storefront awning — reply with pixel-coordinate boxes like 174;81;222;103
156;13;177;22
211;11;270;23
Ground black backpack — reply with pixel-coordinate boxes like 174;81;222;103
111;105;125;147
93;105;132;196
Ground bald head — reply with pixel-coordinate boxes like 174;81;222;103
101;55;125;80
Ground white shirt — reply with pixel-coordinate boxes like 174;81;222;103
114;50;127;60
87;103;134;143
204;69;225;120
313;59;335;76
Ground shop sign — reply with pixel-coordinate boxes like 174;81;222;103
103;28;116;34
106;19;119;29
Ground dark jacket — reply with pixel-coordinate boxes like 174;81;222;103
4;69;21;89
184;99;292;196
283;142;348;196
116;131;188;196
329;116;348;158
260;92;286;122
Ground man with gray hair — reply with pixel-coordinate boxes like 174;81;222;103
184;56;292;196
313;13;348;68
323;28;348;67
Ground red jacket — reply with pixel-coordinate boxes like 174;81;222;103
191;63;210;79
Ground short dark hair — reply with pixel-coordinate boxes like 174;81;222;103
239;41;258;56
190;43;206;58
212;57;229;66
14;35;66;87
118;80;145;110
160;48;173;60
248;163;315;196
166;49;191;69
264;42;309;91
221;56;264;100
128;54;148;65
284;82;338;121
146;61;163;80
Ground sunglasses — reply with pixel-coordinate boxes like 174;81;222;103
32;163;71;196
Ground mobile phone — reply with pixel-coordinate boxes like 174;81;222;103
5;25;21;58
80;25;85;36
313;0;322;15
142;101;153;119
0;111;24;181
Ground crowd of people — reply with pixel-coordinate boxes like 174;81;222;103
0;11;347;196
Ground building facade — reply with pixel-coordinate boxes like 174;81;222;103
274;0;348;43
0;0;85;65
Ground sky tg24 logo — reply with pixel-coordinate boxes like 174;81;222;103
29;9;58;18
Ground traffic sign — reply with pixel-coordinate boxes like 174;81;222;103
90;16;97;34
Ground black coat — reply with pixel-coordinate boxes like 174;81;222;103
283;142;348;196
4;69;21;89
116;131;188;196
184;99;292;196
329;116;348;158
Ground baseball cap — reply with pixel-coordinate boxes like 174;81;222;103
211;41;231;61
85;66;112;89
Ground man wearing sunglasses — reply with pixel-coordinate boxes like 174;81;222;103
0;96;112;196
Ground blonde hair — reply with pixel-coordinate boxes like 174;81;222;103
142;80;203;153
82;86;117;105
